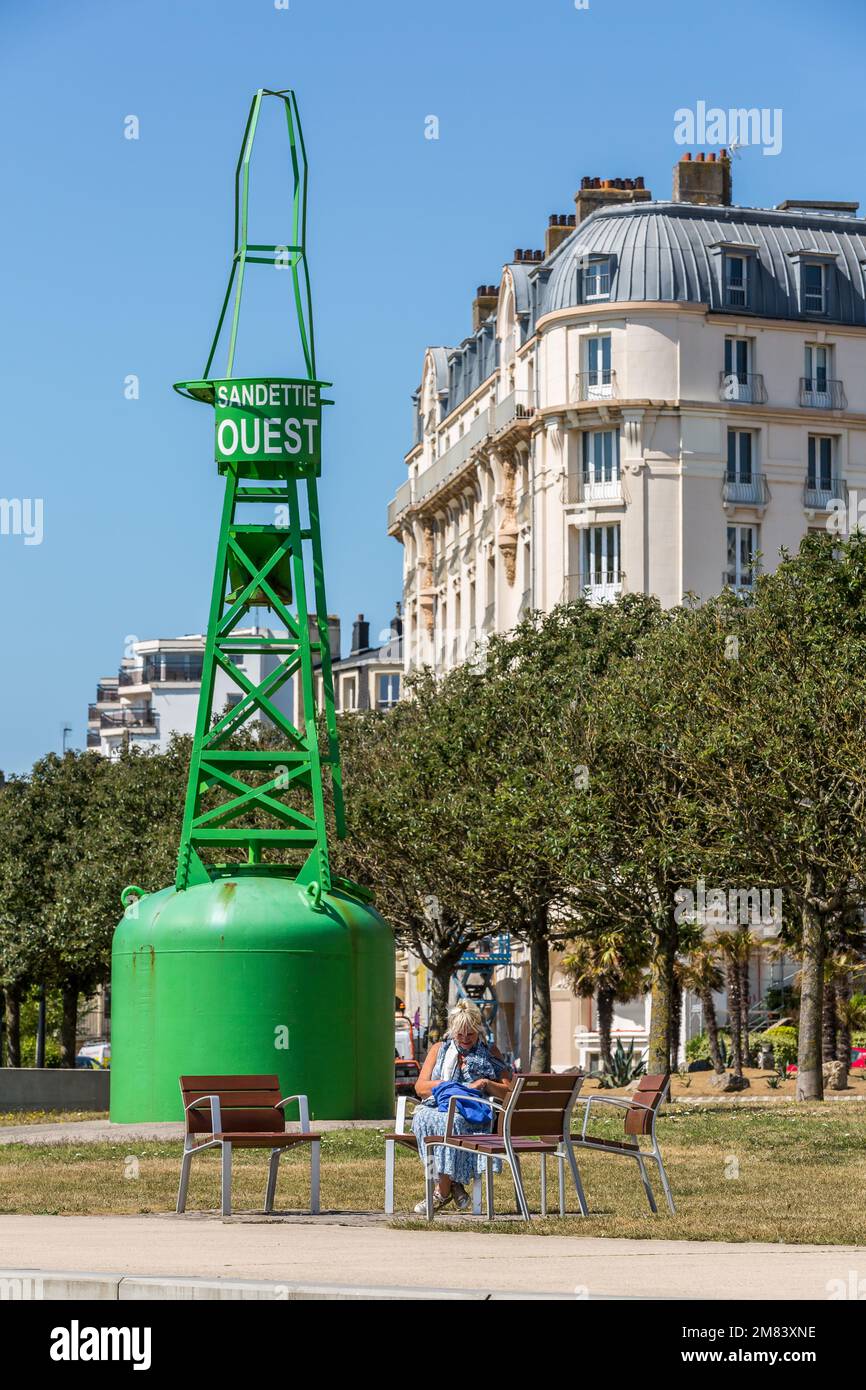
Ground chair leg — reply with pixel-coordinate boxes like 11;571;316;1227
384;1139;396;1215
636;1153;658;1214
485;1155;495;1220
176;1148;192;1215
310;1140;321;1215
265;1148;280;1214
425;1151;435;1222
540;1152;548;1217
471;1173;482;1215
564;1140;589;1216
221;1142;232;1218
510;1154;531;1222
654;1149;676;1215
558;1151;566;1217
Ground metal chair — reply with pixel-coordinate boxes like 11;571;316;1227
384;1094;481;1215
424;1072;589;1221
177;1074;321;1218
571;1073;675;1214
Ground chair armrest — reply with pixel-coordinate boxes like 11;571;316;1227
444;1093;496;1141
394;1094;422;1134
277;1094;311;1133
185;1094;221;1135
575;1093;656;1139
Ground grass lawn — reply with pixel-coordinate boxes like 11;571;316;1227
0;1111;108;1127
0;1103;864;1243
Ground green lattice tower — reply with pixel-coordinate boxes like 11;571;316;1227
173;88;346;900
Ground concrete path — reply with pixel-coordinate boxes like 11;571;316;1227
0;1118;388;1145
0;1215;861;1299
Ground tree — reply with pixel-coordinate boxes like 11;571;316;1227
678;945;726;1073
562;927;649;1071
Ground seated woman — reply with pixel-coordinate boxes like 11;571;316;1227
411;998;512;1214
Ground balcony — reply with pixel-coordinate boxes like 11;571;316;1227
566;571;622;604
118;666;145;687
388;479;413;529
573;370;618;403
568;471;622;505
803;476;848;513
99;708;157;731
718;371;767;405
493;390;534;432
722;473;769;508
86;729;102;749
799;377;847;410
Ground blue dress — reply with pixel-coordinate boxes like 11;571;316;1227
411;1037;507;1184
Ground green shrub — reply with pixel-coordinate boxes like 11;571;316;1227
685;1031;731;1064
754;1025;798;1070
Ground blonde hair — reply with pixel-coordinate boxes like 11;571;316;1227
447;998;483;1038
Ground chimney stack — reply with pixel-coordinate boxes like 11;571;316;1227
672;150;732;206
351;613;370;654
574;176;652;225
545;212;576;258
471;283;499;331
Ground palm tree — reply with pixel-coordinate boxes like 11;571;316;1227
678;946;726;1074
562;928;649;1074
714;929;755;1079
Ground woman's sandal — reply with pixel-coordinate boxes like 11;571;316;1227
413;1188;453;1215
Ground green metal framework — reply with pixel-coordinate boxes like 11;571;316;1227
173;89;346;898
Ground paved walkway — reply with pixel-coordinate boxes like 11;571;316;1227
0;1118;388;1145
0;1215;861;1299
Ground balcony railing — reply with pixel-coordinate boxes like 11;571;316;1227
566;571;622;604
118;666;145;686
803;476;848;512
718;371;767;404
99;708;157;731
573;369;618;402
799;377;846;410
493;390;534;432
388;478;413;528
722;473;769;507
95;684;120;703
567;471;623;504
86;729;102;748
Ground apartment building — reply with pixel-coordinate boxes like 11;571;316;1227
388;153;866;675
387;152;838;1067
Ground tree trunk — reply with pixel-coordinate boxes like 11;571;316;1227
822;980;837;1061
0;988;5;1066
5;988;21;1068
596;987;614;1072
529;934;551;1072
701;989;725;1073
649;930;677;1074
669;976;682;1072
836;971;852;1089
429;961;454;1040
726;961;742;1079
739;955;750;1068
59;985;79;1068
796;905;825;1101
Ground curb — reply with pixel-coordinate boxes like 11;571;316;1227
0;1268;582;1301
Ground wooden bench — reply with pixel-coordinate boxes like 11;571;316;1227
177;1074;321;1218
428;1072;589;1221
571;1073;675;1214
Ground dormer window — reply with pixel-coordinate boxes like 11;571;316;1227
724;254;747;307
584;257;611;301
802;261;826;313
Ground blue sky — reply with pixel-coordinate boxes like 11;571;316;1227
1;0;864;773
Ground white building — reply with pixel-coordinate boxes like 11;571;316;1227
386;151;835;1067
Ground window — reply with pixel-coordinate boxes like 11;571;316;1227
724;254;747;307
582;429;620;485
724;337;751;383
377;673;400;709
802;262;826;313
807;435;834;492
342;677;357;712
586;334;612;385
726;525;757;591
804;344;829;390
581;524;620;591
727;429;753;484
584;258;611;301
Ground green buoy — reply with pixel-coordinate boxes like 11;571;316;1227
109;89;394;1122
